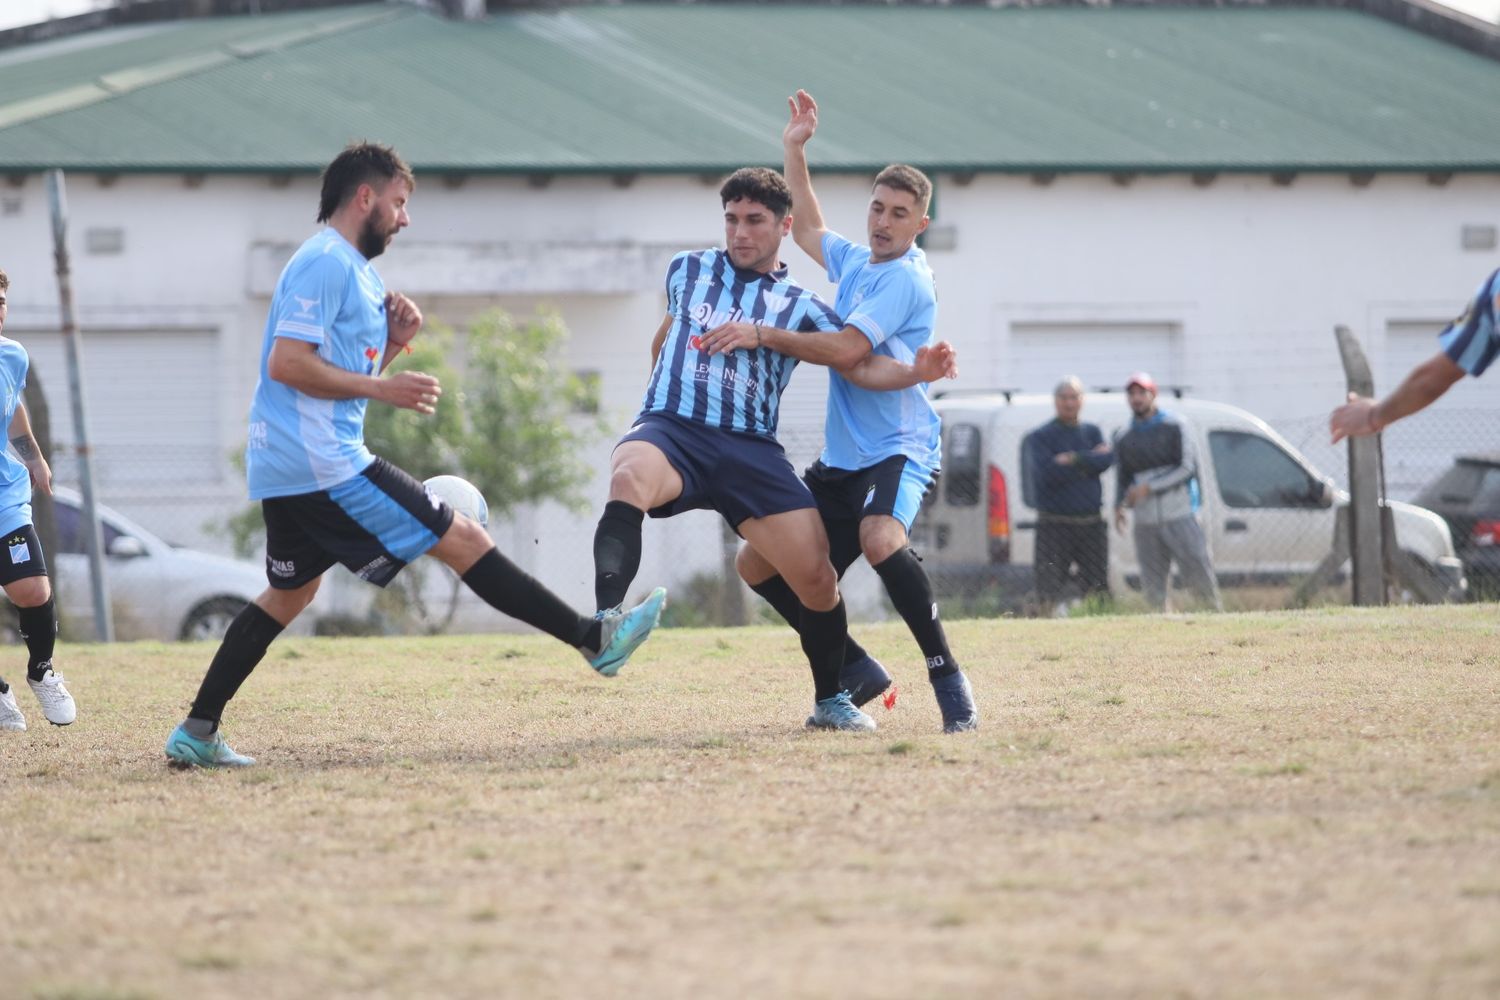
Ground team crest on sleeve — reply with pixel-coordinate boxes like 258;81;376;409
292;296;318;319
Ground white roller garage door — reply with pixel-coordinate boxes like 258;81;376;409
16;329;223;488
1005;321;1181;396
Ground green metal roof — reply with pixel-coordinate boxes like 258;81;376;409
1;2;1498;174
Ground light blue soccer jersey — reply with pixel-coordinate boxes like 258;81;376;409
641;249;842;438
1441;268;1500;376
0;339;33;536
819;231;942;472
246;229;385;499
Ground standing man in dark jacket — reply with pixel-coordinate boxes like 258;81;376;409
1023;377;1114;615
1113;372;1222;612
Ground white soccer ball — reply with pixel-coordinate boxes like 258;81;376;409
424;474;489;527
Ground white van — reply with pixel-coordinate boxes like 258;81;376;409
909;392;1466;608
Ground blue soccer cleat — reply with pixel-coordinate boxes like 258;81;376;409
586;587;667;676
805;690;877;732
932;671;979;734
164;723;256;769
841;654;893;709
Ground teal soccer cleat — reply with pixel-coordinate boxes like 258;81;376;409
164;723;256;769
806;690;877;732
586;587;667;676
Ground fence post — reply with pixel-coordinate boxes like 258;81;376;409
1334;325;1385;606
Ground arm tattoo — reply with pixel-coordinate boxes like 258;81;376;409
10;436;37;461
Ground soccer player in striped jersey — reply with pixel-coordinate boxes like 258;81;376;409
699;91;978;734
1330;275;1481;440
162;143;666;769
592;167;954;733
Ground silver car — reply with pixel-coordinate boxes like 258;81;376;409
40;487;283;641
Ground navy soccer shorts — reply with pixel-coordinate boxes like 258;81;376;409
803;456;938;575
616;412;815;529
261;457;455;589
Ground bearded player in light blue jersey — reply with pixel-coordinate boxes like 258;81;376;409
591;167;954;733
163;143;665;769
0;268;75;733
701;92;978;733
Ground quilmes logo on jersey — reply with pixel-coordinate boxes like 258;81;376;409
761;290;790;315
690;302;745;336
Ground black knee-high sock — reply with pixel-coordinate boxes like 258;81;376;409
799;599;847;702
464;548;599;650
593;500;645;612
750;575;868;666
17;597;57;680
874;548;959;680
188;604;285;725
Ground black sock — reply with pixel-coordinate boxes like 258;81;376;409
799;599;848;702
593;500;645;611
188;603;285;725
874;548;959;680
750;575;867;666
463;548;597;649
0;677;8;694
17;597;57;681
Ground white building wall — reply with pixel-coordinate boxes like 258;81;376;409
1;169;1497;624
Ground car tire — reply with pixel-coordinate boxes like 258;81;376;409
180;596;249;642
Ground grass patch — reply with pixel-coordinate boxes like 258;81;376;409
2;606;1497;997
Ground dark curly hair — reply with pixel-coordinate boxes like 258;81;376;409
719;167;792;218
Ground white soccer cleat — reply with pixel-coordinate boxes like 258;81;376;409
0;684;25;731
27;665;76;726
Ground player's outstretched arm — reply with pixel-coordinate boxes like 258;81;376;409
783;90;829;268
700;320;870;370
1330;351;1465;442
8;403;51;496
840;341;958;391
268;338;441;414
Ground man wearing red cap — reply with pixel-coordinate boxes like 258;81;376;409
1112;373;1222;612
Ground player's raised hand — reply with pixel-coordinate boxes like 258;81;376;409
700;321;760;355
1329;392;1381;443
385;291;423;347
914;341;958;382
382;370;442;414
783;89;819;149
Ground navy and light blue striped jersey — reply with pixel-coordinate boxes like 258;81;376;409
819;231;942;473
0;339;34;537
1441;268;1500;376
640;249;841;438
246;229;384;499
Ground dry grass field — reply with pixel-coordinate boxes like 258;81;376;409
2;604;1497;1000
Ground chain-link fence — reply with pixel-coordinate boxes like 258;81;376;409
25;349;1500;640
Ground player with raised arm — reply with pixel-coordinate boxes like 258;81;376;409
699;91;978;733
590;167;953;733
163;143;665;769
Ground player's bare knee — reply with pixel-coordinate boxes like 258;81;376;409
736;544;775;585
786;560;839;611
5;576;51;608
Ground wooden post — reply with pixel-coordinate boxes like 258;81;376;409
1334;326;1385;606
